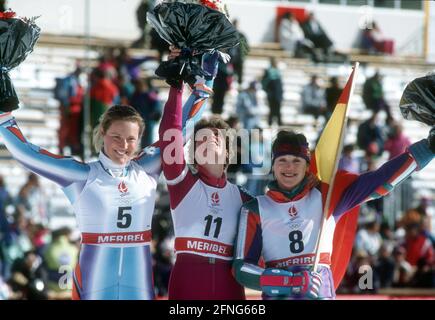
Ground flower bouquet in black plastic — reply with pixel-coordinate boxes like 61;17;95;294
147;0;239;88
399;73;435;126
0;10;40;112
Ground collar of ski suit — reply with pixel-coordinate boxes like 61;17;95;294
196;165;227;188
99;151;130;178
266;172;319;203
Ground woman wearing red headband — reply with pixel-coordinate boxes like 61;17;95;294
233;129;434;299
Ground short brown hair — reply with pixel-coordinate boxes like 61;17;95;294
93;105;145;152
188;116;236;168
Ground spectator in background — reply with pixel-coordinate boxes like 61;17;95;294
325;76;342;120
357;113;385;157
374;245;395;288
0;212;33;280
400;197;431;231
279;12;319;63
116;47;157;82
0;0;6;11
360;21;394;55
338;144;360;174
362;71;393;123
410;257;435;288
300;12;333;55
301;75;326;122
236;81;261;130
130;78;161;147
54;65;84;158
229;19;249;85
8;250;48;300
212;61;234;115
384;122;411;160
261;57;283;126
16;174;48;226
131;0;152;48
97;49;117;81
0;275;11;300
90;68;119;132
392;246;413;287
118;73;135;105
43;227;78;293
379;222;396;253
29;223;49;257
355;221;383;257
403;223;434;268
0;175;12;236
0;175;12;280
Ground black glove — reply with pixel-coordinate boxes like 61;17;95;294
155;49;206;89
429;126;435;153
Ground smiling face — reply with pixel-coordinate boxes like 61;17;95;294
273;154;308;190
102;120;140;165
195;127;227;165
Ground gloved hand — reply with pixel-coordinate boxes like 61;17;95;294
292;270;322;299
201;50;231;80
428;126;435;153
260;268;322;299
201;50;220;80
260;268;295;297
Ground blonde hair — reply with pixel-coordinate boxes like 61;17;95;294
93;105;145;152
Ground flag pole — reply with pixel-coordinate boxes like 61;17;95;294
312;62;359;273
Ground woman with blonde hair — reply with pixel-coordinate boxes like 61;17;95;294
0;68;213;299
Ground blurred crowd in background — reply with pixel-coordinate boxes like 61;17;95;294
0;0;433;299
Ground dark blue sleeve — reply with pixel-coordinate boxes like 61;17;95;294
334;152;417;219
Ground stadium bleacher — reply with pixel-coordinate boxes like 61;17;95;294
1;34;434;232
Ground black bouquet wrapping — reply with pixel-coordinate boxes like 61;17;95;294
0;11;40;112
399;74;435;126
147;1;239;87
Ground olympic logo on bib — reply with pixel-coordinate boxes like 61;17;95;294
118;181;128;193
288;206;298;220
211;192;220;205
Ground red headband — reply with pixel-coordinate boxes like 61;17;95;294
272;143;311;163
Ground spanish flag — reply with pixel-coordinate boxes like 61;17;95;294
310;63;360;289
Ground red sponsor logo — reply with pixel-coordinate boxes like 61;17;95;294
174;237;233;258
288;206;298;219
81;231;152;244
118;181;128;193
187;240;229;255
211;192;220;205
98;234;145;243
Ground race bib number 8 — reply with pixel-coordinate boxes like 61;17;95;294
289;230;304;254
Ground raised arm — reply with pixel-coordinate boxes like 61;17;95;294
0;113;89;188
133;50;219;178
333;138;434;219
134;77;213;178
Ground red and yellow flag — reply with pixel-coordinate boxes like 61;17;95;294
311;64;359;287
314;64;358;185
